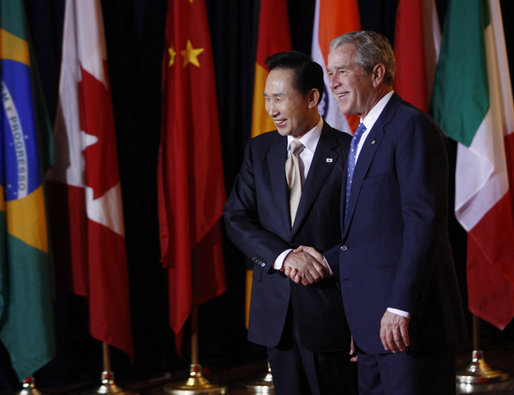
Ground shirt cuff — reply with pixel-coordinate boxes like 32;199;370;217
273;249;292;270
387;307;411;318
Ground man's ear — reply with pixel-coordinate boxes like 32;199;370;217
308;88;320;108
371;63;386;87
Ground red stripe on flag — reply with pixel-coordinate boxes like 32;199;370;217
393;0;428;112
467;193;514;329
88;219;134;357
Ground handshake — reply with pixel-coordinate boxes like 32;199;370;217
282;246;333;286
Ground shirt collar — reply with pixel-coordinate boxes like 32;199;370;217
361;90;394;131
287;116;323;153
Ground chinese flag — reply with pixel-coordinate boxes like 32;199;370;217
158;0;227;353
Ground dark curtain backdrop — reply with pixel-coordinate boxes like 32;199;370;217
0;0;513;390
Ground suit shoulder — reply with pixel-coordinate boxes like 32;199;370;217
322;124;352;148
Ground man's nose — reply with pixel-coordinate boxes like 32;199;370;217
267;102;278;117
329;74;339;90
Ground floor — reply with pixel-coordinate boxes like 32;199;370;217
8;341;514;394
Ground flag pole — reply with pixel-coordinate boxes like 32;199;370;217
164;256;227;394
242;271;274;393
456;315;509;384
86;342;138;394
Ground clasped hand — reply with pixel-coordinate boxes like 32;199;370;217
282;246;330;285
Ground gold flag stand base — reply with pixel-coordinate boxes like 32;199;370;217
83;343;138;394
163;364;226;394
457;350;509;384
244;362;274;394
17;376;42;395
85;370;139;395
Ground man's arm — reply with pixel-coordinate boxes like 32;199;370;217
224;139;328;282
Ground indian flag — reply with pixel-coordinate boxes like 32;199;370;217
431;0;514;329
311;0;360;134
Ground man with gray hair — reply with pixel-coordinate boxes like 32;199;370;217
295;31;466;394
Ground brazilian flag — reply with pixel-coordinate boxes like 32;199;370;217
0;0;55;381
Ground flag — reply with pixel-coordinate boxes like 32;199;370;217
46;0;134;359
0;0;56;380
158;0;227;353
251;0;291;137
311;0;360;134
393;0;428;112
431;0;514;329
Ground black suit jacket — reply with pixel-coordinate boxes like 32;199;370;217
326;93;467;354
224;121;352;352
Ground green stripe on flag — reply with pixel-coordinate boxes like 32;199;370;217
431;0;489;146
0;1;27;40
0;235;56;380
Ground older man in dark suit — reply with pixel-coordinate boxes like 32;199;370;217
224;51;356;395
297;31;467;395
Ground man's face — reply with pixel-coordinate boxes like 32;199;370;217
264;68;313;138
327;43;375;117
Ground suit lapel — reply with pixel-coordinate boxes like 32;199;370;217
292;124;340;234
267;134;290;230
343;94;401;236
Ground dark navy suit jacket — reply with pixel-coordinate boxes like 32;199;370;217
224;121;352;352
325;93;467;354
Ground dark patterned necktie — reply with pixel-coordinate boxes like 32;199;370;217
345;123;366;217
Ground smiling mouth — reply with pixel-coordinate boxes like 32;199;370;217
274;120;287;127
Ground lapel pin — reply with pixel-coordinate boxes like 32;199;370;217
371;139;376;145
326;158;333;163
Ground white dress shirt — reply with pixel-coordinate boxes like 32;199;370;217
273;117;324;270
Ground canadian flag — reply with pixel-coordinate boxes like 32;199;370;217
46;0;134;359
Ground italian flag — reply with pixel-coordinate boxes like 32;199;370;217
431;0;514;329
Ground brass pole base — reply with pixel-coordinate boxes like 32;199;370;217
84;370;139;394
244;364;274;394
457;350;510;384
17;376;42;395
164;364;226;394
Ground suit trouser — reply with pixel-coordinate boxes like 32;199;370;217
267;307;357;395
356;344;456;395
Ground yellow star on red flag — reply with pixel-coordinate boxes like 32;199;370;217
181;40;204;68
168;46;177;67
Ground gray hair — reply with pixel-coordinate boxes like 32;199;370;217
330;31;395;85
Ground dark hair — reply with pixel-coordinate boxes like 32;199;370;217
330;31;395;85
265;51;324;104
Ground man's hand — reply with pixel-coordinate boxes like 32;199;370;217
380;310;410;353
350;336;358;362
282;250;329;286
294;245;324;263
